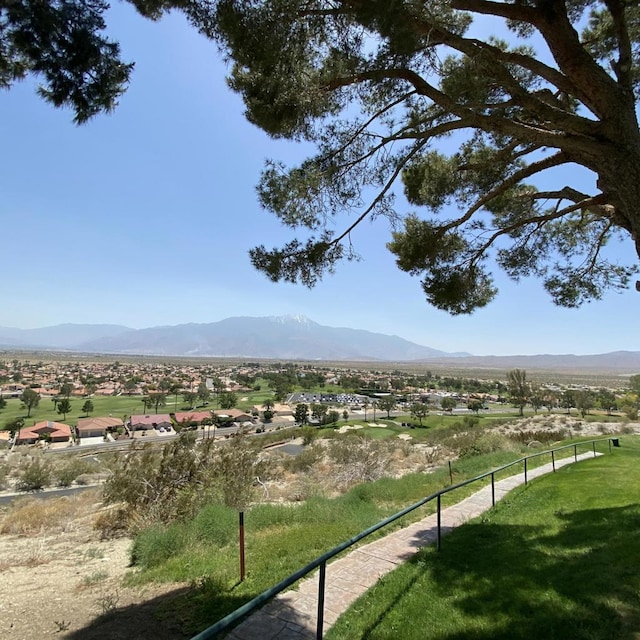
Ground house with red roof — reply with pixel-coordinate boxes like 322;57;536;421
130;414;172;431
16;421;72;445
76;416;124;439
173;411;212;427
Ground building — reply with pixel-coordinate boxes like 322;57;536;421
130;414;172;431
173;411;212;426
76;416;124;439
213;408;254;423
16;421;72;445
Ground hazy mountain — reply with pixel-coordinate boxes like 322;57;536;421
0;323;132;350
75;315;465;361
416;351;640;373
1;317;637;370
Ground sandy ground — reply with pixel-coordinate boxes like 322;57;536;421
0;415;636;639
0;500;191;640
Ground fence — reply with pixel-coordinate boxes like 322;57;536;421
191;436;619;640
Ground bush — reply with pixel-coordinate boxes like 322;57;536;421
506;429;569;446
282;444;323;473
54;458;97;487
457;433;515;459
300;427;317;446
16;458;51;491
191;504;237;546
130;523;189;568
94;506;130;539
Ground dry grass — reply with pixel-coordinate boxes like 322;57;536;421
0;489;102;536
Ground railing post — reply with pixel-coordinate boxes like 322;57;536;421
491;472;495;506
524;457;528;485
593;441;596;457
437;494;441;551
609;439;612;453
316;561;326;640
574;444;578;462
551;450;555;472
239;511;246;582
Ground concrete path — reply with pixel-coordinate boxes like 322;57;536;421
227;451;599;640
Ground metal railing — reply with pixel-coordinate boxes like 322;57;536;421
191;436;619;640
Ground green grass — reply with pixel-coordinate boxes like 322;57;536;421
0;384;279;429
125;437;617;634
0;395;158;428
325;436;640;640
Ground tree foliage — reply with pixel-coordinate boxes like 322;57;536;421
294;402;309;424
82;399;94;416
4;1;640;311
57;398;72;420
410;401;429;425
507;368;529;416
210;0;640;312
377;395;397;418
219;391;237;409
440;396;457;413
1;0;133;123
20;387;40;417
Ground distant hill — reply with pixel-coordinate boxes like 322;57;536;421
0;317;638;371
413;351;640;373
0;323;132;350
75;315;465;361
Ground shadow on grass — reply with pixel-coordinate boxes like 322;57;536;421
413;504;640;639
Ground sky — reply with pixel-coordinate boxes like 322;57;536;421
0;4;638;357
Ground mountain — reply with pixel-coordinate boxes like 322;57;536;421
0;323;132;350
414;351;640;373
75;315;464;361
1;317;638;370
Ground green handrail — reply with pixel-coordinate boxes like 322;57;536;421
191;436;618;640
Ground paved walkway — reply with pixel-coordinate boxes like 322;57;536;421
227;451;600;640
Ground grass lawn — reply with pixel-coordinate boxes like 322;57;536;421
0;395;159;427
0;384;278;429
326;435;640;640
123;437;616;634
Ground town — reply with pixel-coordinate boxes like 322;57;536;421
0;355;637;450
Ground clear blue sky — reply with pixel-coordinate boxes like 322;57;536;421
1;4;638;357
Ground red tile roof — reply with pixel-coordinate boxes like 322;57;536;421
174;411;211;424
17;421;72;443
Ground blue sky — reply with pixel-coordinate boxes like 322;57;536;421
0;4;638;357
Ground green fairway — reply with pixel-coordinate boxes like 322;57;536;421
0;383;280;429
0;395;158;427
326;436;640;640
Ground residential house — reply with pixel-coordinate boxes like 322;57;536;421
130;414;172;431
173;411;212;427
213;408;254;423
76;416;124;439
16;421;72;445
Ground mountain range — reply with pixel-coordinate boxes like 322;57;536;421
0;316;465;362
0;316;638;371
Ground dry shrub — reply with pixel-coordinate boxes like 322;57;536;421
282;474;329;502
506;429;569;446
326;437;393;492
456;432;518;459
281;443;323;473
93;505;132;539
0;491;100;536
